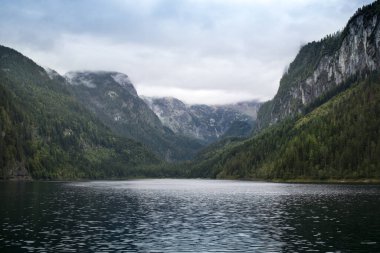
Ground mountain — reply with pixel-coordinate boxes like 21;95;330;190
0;45;160;179
190;75;380;180
65;71;203;161
143;96;261;142
189;1;380;181
3;1;379;181
256;1;380;129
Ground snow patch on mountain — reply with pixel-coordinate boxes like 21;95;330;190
111;73;138;96
45;67;60;80
111;73;130;87
142;96;261;142
107;91;118;99
65;71;97;88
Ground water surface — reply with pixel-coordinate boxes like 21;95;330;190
1;179;379;252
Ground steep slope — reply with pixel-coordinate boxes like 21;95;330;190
190;2;380;181
65;72;203;161
257;1;380;129
190;76;380;180
143;96;260;142
0;80;32;179
0;45;160;179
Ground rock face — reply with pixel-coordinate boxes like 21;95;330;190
143;96;261;142
66;71;162;130
65;71;203;161
65;71;260;159
257;2;380;128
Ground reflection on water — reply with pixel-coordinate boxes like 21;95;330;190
0;179;380;252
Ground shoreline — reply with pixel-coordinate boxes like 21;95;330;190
269;178;380;185
1;177;380;185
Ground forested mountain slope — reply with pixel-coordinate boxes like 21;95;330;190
65;71;203;161
190;1;380;181
190;76;380;180
257;1;380;129
0;45;160;179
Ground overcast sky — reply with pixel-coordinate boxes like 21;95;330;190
0;0;373;104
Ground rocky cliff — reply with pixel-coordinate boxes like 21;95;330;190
257;1;380;128
143;96;261;142
65;71;164;132
65;71;203;161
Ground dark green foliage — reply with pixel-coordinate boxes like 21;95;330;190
221;121;253;139
192;1;380;181
189;137;249;178
3;0;380;181
0;45;161;179
0;80;32;178
190;76;380;180
274;76;380;180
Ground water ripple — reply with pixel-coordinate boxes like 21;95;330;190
0;179;380;252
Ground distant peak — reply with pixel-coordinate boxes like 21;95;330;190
144;96;188;108
64;71;138;96
110;72;133;88
44;67;61;80
65;71;97;88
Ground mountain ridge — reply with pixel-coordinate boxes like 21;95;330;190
256;0;380;129
64;70;205;161
1;1;380;181
0;45;160;179
142;96;261;142
188;1;380;181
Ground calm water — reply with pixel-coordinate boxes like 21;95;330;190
0;179;380;252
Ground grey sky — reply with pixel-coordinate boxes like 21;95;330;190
0;0;373;104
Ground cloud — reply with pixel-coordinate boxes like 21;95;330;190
138;86;260;105
0;0;374;104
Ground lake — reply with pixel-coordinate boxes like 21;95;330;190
0;179;379;252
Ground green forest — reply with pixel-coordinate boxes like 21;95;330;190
2;43;380;181
2;1;380;181
189;75;380;181
0;46;162;179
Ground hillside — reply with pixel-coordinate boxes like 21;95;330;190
2;1;380;181
65;71;204;161
189;1;380;181
190;75;380;180
256;1;380;129
0;45;160;179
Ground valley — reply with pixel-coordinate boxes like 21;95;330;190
2;1;380;252
1;1;380;182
